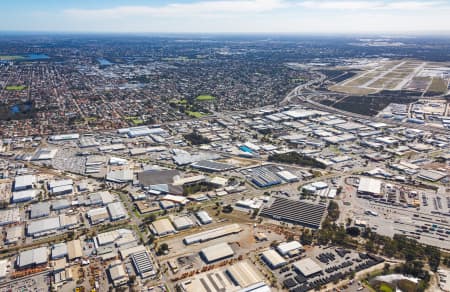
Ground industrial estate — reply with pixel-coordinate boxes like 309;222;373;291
0;34;449;292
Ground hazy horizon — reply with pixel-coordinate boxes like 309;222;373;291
1;0;450;34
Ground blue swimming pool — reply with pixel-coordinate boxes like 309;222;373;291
239;145;253;153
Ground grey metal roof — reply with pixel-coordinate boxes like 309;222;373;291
52;199;70;210
107;202;127;220
30;202;50;219
27;217;60;235
17;247;48;268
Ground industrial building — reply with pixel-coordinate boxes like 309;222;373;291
227;260;269;291
51;243;68;260
16;247;48;269
118;126;166;138
31;148;58;160
261;249;287;269
52;199;71;211
13;175;36;192
67;239;83;260
5;225;22;244
293;258;323;277
0;259;8;279
131;251;156;278
84;191;115;206
357;177;382;196
49;133;80;141
27;217;61;237
171;216;194;230
0;208;21;226
277;241;303;257
179;269;236;292
183;224;242;245
260;197;326;229
108;261;129;287
418;169;447;182
96;229;136;247
87;207;109;225
249;167;282;188
29;202;50;219
12;189;40;203
48;179;73;196
179;260;269;292
276;170;299;182
196;211;212;224
200;242;234;263
106;169;134;183
151;219;176;236
107;202;127;221
27;214;78;237
190;160;235;172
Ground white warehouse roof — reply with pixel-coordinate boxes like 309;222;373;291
261;249;287;268
358;177;382;195
200;242;234;263
293;258;322;277
277;241;303;256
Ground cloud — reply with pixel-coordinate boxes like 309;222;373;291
297;0;445;10
55;0;450;33
64;0;287;18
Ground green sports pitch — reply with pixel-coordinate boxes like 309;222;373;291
195;95;216;101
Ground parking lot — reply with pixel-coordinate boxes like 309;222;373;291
344;193;450;250
0;272;50;292
271;246;384;292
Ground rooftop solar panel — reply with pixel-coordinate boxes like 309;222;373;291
260;197;326;229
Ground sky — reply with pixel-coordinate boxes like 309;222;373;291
1;0;450;34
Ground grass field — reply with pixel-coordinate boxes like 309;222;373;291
5;85;27;91
196;95;215;101
426;77;448;95
186;111;207;118
125;116;144;125
329;85;378;95
377;283;394;292
0;55;24;61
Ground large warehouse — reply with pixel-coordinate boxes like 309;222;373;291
131;250;156;279
183;224;242;245
261;249;287;269
293;258;323;277
357;177;382;196
16;247;48;269
171;216;194;231
179;260;269;292
200;242;234;263
277;241;303;257
190;160;235;172
151;219;176;236
260;197;326;229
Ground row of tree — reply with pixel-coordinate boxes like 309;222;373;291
268;151;326;169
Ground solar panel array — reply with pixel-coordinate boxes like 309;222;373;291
260;197;326;229
191;160;235;172
250;167;282;188
131;251;155;277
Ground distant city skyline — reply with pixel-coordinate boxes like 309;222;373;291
1;0;450;34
